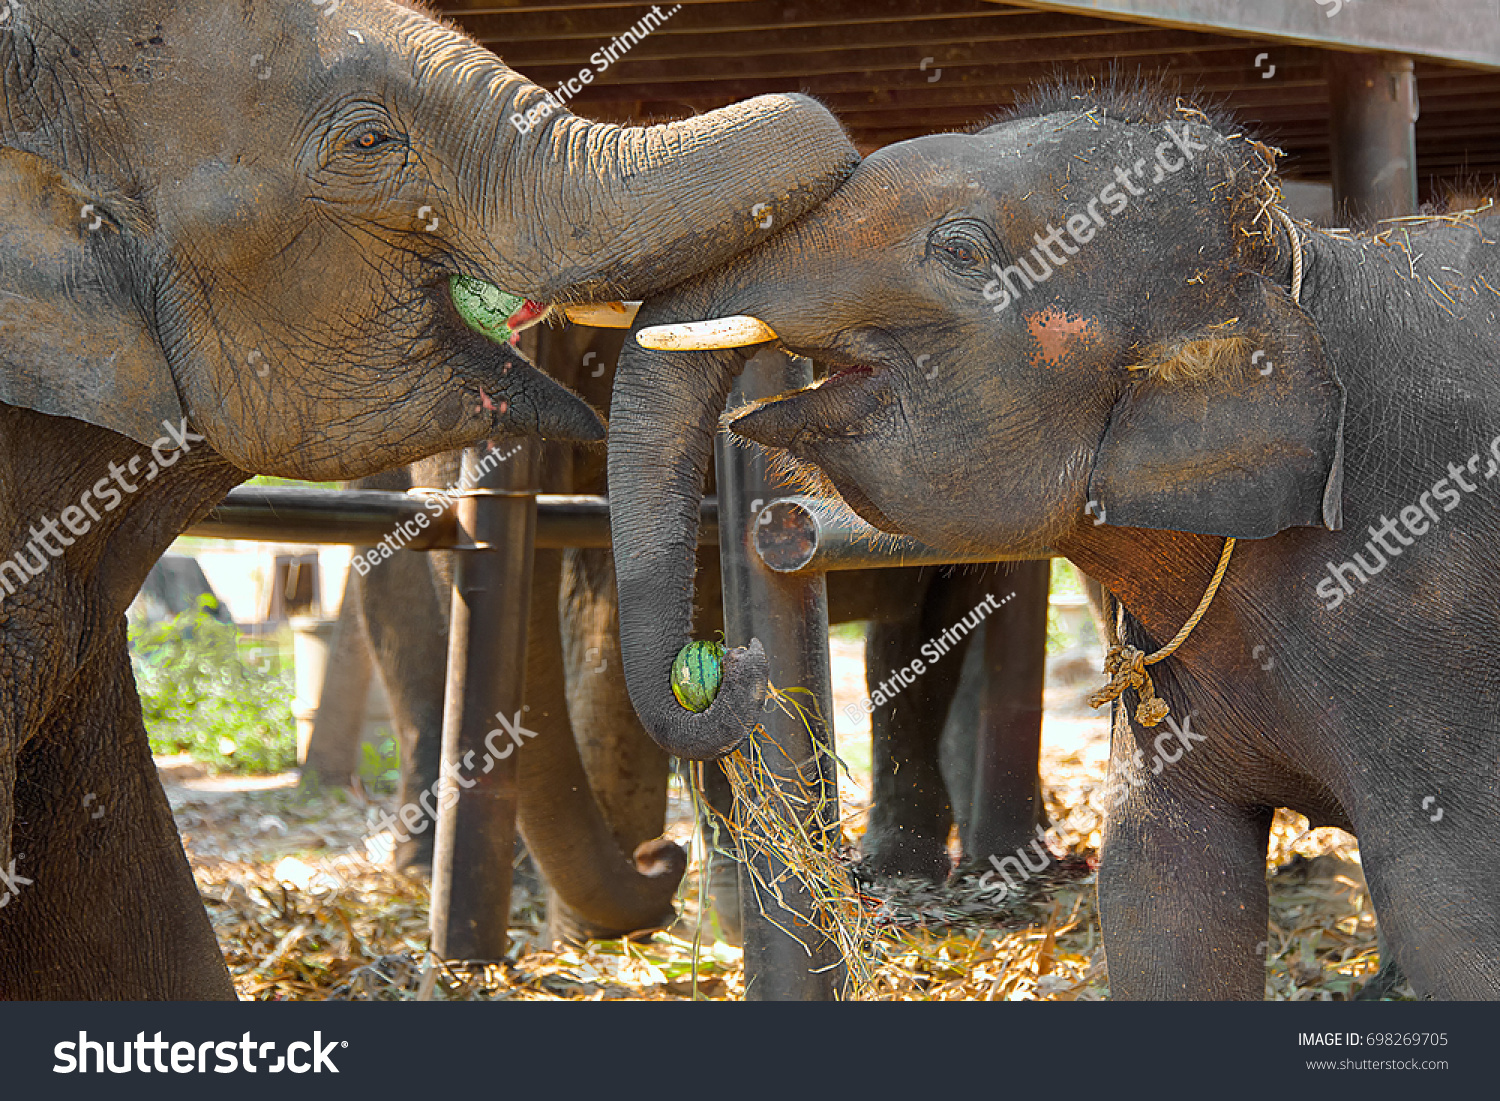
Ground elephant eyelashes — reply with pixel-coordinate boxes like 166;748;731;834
934;241;976;267
927;221;993;275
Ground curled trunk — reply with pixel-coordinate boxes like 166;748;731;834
419;23;858;302
608;297;770;759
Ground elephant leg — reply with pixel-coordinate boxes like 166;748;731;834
0;635;233;999
520;551;686;944
938;621;984;848
300;579;374;788
559;547;670;855
1353;828;1500;999
355;546;448;873
1097;719;1271;999
964;561;1051;867
861;610;963;882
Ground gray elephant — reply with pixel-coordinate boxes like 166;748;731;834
0;0;855;997
607;83;1500;999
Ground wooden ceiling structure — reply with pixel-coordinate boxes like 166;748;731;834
438;0;1500;200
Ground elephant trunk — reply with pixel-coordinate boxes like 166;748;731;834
608;296;772;760
412;21;856;302
519;93;855;302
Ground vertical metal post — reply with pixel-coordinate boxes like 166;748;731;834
430;439;540;961
1328;53;1419;223
714;348;843;1000
967;562;1050;865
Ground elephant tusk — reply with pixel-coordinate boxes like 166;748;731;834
635;315;779;351
562;301;641;328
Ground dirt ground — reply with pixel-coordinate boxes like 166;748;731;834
167;635;1400;1001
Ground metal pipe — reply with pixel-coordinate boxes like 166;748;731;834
753;495;1050;573
429;441;540;961
188;488;718;550
715;351;844;1000
1328;52;1419;223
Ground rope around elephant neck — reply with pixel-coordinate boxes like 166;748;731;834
1087;538;1236;725
1087;207;1304;727
1275;206;1306;300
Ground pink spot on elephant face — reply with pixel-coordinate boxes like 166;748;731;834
1026;308;1100;368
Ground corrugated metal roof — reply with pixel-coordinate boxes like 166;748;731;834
440;0;1500;196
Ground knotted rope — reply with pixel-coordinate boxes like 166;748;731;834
1088;208;1303;726
1086;536;1236;725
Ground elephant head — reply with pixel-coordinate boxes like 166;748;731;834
608;88;1345;759
0;0;857;479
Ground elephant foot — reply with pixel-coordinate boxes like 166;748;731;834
392;833;434;876
856;827;953;884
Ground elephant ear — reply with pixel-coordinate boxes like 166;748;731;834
0;146;185;446
1088;271;1344;539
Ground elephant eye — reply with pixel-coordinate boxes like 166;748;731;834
928;221;992;273
935;241;976;266
352;127;394;151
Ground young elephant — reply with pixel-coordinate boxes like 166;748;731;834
607;84;1500;999
0;0;855;997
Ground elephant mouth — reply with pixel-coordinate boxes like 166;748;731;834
509;297;552;331
824;363;875;382
441;275;605;441
449;274;556;343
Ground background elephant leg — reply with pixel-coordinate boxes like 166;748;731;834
356;549;448;873
861;601;963;883
964;561;1051;869
351;467;450;874
937;623;985;849
560;547;669;859
0;635;233;999
300;580;374;788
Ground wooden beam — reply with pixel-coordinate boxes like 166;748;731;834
991;0;1500;71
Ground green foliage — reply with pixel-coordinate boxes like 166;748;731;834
1050;558;1085;597
1047;560;1094;655
828;620;867;643
358;735;401;795
130;595;298;774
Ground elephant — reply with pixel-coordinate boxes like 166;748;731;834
0;0;857;997
605;82;1500;999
